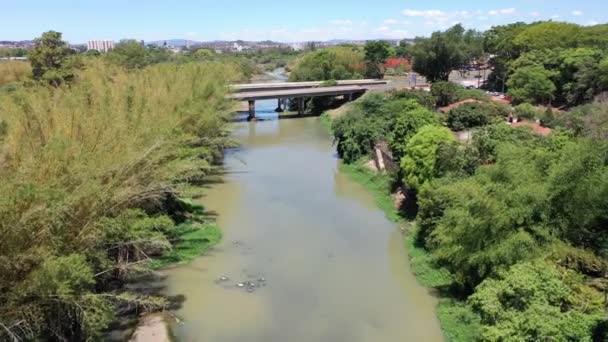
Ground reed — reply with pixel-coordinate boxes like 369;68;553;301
0;59;239;340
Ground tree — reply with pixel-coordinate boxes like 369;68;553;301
513;22;581;52
599;57;608;89
395;40;413;58
289;47;364;81
401;125;455;191
411;24;468;82
507;65;557;104
469;261;604;341
431;81;460;106
364;40;390;79
106;40;171;69
388;99;440;160
447;102;493;131
29;31;73;86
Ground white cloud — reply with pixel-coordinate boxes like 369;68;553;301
330;19;353;25
384;19;398;25
530;11;540;17
401;8;456;28
586;20;599;26
402;9;448;19
572;10;584;16
551;14;560;19
488;8;515;16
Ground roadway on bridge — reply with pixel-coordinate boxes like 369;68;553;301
229;85;372;102
231;79;387;92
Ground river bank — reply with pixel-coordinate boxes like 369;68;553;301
323;103;481;340
337;161;480;341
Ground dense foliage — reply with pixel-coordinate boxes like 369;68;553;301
331;65;608;340
0;37;237;339
289;46;365;81
447;102;508;131
410;24;484;82
484;22;608;106
332;92;441;163
29;31;76;86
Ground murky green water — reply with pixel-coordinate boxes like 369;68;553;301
162;101;443;342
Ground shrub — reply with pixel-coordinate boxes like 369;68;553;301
469;261;604;341
401;125;455;191
389;88;437;109
389;99;440;160
432;81;460;106
514;102;543;120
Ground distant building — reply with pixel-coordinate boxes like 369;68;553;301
87;40;114;53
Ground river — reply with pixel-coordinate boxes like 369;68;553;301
161;82;444;342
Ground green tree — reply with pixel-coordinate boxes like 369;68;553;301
289;47;364;81
431;81;460;106
599;57;608;89
411;24;468;82
507;65;557;104
106;40;171;69
395;40;413;58
364;40;390;79
469;261;604;341
447;102;493;131
29;31;74;86
513;21;581;52
401;125;455;191
388;99;440;160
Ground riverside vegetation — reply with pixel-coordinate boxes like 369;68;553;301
309;21;608;339
0;32;243;340
326;82;608;340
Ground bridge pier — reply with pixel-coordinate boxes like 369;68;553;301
297;97;305;115
248;100;256;120
275;98;284;113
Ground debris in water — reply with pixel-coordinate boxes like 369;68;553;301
237;283;245;288
219;276;229;282
258;277;266;282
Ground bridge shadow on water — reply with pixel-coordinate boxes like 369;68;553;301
231;110;321;123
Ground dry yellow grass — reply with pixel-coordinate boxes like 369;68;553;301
0;61;31;86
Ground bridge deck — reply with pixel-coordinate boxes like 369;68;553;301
229;85;370;101
231;79;387;92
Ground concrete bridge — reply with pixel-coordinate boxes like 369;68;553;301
229;80;389;119
231;79;387;93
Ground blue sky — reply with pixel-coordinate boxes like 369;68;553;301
2;0;607;43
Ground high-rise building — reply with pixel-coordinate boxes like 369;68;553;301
86;40;115;53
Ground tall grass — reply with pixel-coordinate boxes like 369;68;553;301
0;61;31;87
0;59;239;340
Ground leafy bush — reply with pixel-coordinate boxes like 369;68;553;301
389;88;437;109
514;102;543;120
447;102;491;131
401;125;455;191
388;99;440;160
447;102;508;131
431;81;461;106
469;261;604;341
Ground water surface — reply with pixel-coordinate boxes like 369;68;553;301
163;101;443;342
